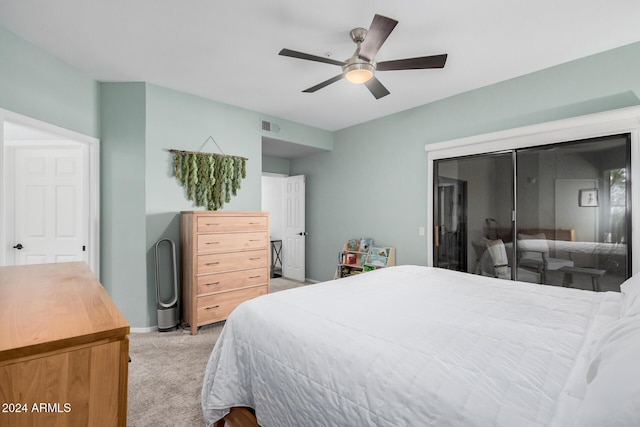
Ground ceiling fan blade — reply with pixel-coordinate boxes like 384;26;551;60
279;48;345;66
359;14;398;62
377;54;448;71
302;74;345;93
364;77;390;99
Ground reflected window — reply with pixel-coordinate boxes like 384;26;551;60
607;168;626;244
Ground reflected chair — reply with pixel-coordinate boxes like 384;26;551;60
518;233;573;284
474;238;541;283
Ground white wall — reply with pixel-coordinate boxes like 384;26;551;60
261;175;284;240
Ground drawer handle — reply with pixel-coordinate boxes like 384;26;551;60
206;223;220;226
249;257;262;261
206;241;220;245
205;282;220;286
249;222;261;225
205;305;220;310
249;239;261;242
206;262;220;266
249;275;261;279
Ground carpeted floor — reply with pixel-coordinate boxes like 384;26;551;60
127;277;311;426
268;276;310;292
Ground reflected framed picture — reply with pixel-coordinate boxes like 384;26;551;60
579;189;598;207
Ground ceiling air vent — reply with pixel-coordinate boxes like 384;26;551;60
261;120;280;133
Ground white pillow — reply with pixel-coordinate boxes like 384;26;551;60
564;315;632;400
620;274;640;317
574;317;640;426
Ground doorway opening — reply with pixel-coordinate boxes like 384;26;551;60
261;174;306;282
0;109;100;275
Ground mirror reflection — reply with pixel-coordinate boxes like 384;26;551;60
434;134;630;291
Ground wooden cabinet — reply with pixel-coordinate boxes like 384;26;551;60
181;211;270;335
0;262;130;427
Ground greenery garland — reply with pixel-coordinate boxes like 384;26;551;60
170;150;247;210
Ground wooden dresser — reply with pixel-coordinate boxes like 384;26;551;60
181;211;270;335
0;262;130;427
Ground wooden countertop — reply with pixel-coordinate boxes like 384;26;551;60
0;262;130;362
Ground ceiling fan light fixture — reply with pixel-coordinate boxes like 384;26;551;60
279;14;447;99
343;62;374;84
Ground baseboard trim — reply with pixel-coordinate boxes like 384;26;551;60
130;326;158;333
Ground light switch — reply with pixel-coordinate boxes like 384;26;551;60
419;226;425;236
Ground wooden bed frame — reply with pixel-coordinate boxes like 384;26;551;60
213;407;259;427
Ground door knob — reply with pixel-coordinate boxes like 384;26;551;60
298;232;308;236
13;243;23;250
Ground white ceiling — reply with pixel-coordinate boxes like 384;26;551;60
1;0;640;133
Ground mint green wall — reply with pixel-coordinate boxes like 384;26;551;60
144;83;266;326
100;83;148;326
293;41;640;281
0;24;331;329
141;86;332;327
261;115;333;151
262;155;290;175
4;22;640;326
0;27;100;137
101;83;334;328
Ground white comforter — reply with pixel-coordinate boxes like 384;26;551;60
202;265;620;427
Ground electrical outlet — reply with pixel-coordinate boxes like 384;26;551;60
419;226;425;236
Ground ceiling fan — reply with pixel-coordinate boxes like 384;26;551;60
279;14;448;99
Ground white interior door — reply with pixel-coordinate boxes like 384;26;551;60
10;145;89;265
283;175;306;281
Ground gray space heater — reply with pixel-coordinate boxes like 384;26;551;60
155;238;179;331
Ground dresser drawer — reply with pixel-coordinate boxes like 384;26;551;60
197;285;267;325
197;249;269;274
197;216;268;233
197;232;268;254
197;267;269;295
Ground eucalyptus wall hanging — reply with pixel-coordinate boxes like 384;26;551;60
169;137;247;211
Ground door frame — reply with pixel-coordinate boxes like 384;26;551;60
0;109;100;275
282;174;306;282
425;105;640;275
261;173;306;282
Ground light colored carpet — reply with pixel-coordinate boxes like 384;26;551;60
269;276;311;292
127;323;223;426
127;277;311;426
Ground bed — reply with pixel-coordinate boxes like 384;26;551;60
202;265;640;426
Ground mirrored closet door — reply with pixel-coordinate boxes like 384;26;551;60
434;152;514;278
434;133;631;292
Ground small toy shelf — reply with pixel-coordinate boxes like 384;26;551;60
335;238;395;279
